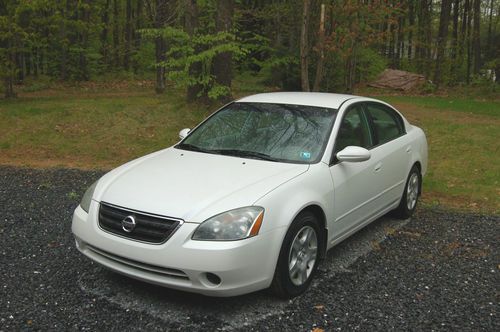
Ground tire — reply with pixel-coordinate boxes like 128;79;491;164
393;165;421;219
271;211;321;298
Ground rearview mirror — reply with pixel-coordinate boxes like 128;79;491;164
179;128;191;140
336;146;371;163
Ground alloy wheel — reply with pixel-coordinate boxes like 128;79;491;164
288;226;318;286
406;172;419;210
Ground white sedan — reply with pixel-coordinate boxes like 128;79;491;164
72;92;427;298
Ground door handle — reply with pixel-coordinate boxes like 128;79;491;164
406;146;412;153
374;162;382;172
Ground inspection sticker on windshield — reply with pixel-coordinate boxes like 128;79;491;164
300;152;311;160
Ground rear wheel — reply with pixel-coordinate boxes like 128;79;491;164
393;165;421;219
271;211;321;298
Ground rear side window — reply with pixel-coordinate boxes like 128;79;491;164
365;103;405;145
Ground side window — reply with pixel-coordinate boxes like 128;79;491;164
334;105;372;155
365;103;404;145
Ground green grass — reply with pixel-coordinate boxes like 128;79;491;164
0;82;498;214
376;95;500;214
380;95;500;118
0;85;213;169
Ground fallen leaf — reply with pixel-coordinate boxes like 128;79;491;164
47;241;60;248
399;230;422;238
384;227;397;236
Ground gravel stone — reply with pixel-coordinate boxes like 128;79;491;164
0;166;498;331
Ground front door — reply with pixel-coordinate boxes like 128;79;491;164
329;103;379;239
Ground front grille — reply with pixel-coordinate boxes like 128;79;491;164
98;202;182;244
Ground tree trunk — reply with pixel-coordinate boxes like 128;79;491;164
17;51;25;82
451;0;459;61
26;52;31;76
124;0;132;70
60;0;71;80
434;0;452;86
472;0;481;74
73;1;81;78
154;0;167;94
40;50;44;75
312;3;326;92
34;48;38;77
388;22;395;67
424;0;433;78
185;0;202;101
408;0;415;62
496;57;500;83
459;0;469;82
133;0;143;73
300;0;311;91
416;0;431;74
345;45;357;93
380;20;388;56
113;0;120;68
416;2;422;71
449;0;460;83
213;0;234;102
4;77;14;98
100;0;110;67
466;0;472;83
397;1;405;68
3;35;16;98
80;1;90;80
486;0;494;59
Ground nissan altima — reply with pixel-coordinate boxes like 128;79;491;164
72;92;428;298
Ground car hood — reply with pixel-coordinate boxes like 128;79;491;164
95;147;309;223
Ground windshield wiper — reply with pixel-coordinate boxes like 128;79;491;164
176;143;214;154
177;144;278;161
212;149;278;161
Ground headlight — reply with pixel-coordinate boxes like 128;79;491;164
80;180;98;213
192;207;264;241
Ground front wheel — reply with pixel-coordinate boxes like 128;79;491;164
271;211;321;298
393;165;421;219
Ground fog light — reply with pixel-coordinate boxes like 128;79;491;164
204;272;222;286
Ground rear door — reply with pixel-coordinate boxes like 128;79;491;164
363;102;410;207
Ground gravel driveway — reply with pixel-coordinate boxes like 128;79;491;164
0;166;498;331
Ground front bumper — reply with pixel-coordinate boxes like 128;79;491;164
71;201;285;297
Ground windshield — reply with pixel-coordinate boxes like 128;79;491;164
177;102;337;163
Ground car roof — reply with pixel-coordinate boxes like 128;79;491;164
237;92;363;110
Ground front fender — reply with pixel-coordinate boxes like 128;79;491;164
254;162;334;238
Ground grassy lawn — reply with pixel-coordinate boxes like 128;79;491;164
381;96;500;214
0;84;211;169
1;82;498;214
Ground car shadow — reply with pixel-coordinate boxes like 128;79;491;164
78;214;410;328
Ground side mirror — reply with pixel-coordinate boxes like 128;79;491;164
178;128;191;140
336;146;371;163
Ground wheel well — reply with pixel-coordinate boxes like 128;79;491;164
302;205;328;259
413;161;422;195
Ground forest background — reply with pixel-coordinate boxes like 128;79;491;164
1;0;498;100
0;0;499;214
